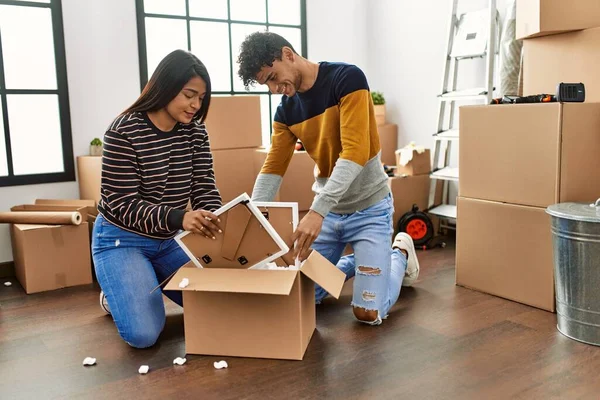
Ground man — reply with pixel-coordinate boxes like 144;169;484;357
238;32;420;325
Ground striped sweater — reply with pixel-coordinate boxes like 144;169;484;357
97;112;222;239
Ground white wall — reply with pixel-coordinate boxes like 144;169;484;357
1;0;503;261
0;0;140;263
366;0;508;204
367;0;508;147
306;0;370;77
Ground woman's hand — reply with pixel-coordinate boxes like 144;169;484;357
183;210;222;239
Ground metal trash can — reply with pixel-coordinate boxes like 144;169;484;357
547;199;600;346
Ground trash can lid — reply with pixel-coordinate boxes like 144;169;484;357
547;199;600;223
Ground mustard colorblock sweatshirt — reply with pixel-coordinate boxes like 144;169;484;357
252;62;390;217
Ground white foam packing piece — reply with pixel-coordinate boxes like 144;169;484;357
4;281;12;287
178;278;189;289
138;365;150;374
173;357;187;366
213;360;228;369
82;357;96;366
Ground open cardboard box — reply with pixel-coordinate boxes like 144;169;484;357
158;194;345;360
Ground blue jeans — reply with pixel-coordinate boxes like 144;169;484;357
313;194;407;324
91;214;189;348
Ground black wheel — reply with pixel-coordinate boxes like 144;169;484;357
398;213;434;247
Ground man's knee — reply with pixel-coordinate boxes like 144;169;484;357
353;306;380;325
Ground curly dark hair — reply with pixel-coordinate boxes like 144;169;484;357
237;31;297;90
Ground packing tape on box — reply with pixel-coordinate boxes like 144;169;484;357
0;211;83;225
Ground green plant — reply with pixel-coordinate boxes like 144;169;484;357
90;138;102;146
371;91;385;105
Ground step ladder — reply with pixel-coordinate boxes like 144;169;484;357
427;0;499;228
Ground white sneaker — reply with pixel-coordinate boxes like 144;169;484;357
393;232;420;287
99;291;111;315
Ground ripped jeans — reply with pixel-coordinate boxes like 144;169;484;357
91;214;188;348
313;194;407;324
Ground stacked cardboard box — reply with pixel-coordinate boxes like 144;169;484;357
379;124;398;166
207;96;264;202
77;156;102;205
518;0;600;100
254;149;316;213
9;199;94;293
458;103;600;312
456;0;600;311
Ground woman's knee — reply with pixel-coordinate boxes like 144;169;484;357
122;325;162;349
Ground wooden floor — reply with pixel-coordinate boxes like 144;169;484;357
2;242;600;400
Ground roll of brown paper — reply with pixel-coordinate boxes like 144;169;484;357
0;211;82;226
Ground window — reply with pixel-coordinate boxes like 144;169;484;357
0;0;74;187
136;0;307;145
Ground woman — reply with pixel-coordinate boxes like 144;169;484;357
92;50;223;348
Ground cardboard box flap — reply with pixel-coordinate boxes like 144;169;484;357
175;194;289;269
35;199;96;207
163;268;298;295
300;250;345;299
14;224;60;231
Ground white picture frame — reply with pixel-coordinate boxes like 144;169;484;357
175;193;290;269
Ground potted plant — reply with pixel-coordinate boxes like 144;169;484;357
371;91;386;125
90;138;103;156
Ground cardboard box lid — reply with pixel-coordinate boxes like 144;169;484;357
176;193;290;270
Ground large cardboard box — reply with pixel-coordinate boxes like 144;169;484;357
523;27;600;100
212;148;260;203
35;199;99;279
378;124;398;166
9;201;93;294
254;149;315;211
456;197;554;312
204;96;263;150
77;156;102;206
516;0;600;40
162;194;345;360
459;103;600;208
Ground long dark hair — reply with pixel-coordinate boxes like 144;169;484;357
124;50;212;123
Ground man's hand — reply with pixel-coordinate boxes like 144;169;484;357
183;210;222;239
291;210;324;261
